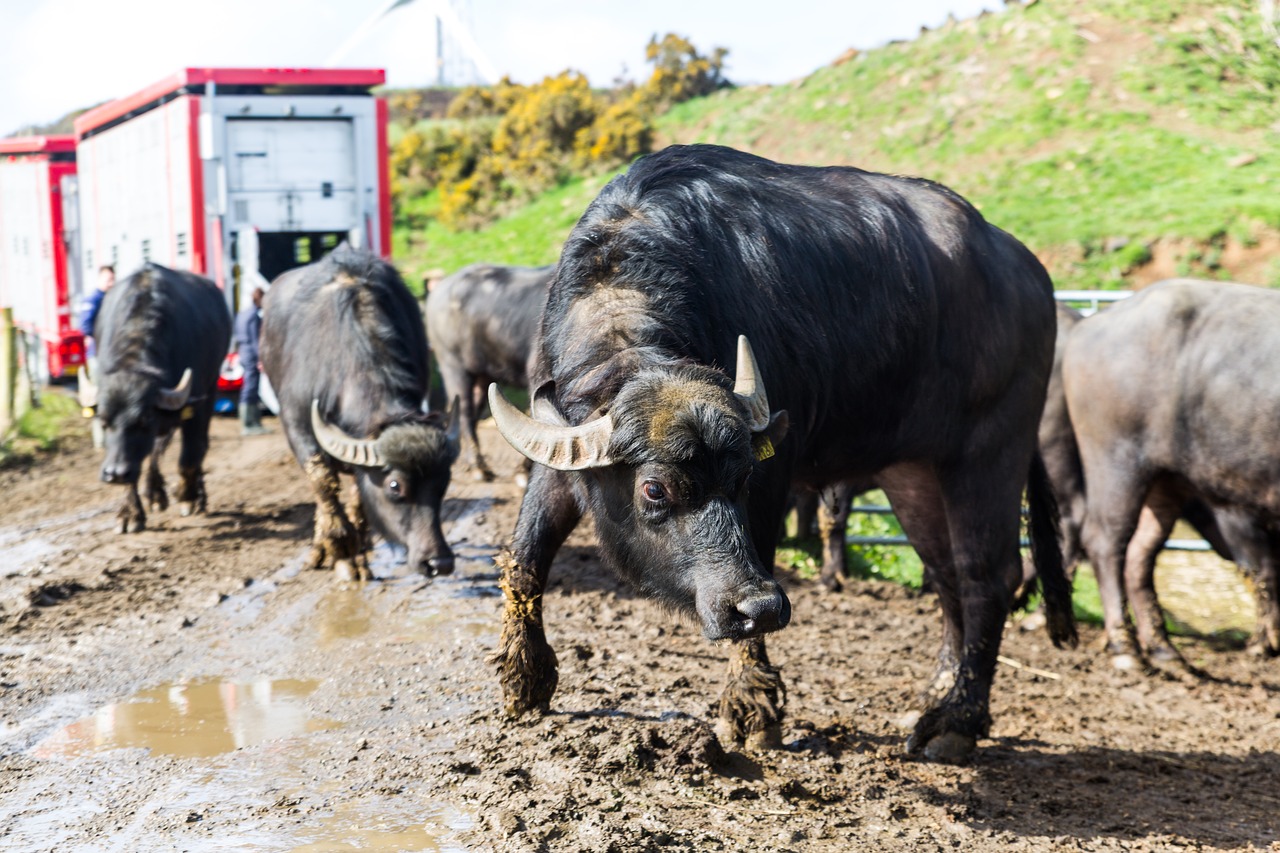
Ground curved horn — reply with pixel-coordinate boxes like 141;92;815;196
732;335;771;432
78;360;98;408
155;368;193;411
488;384;614;471
310;400;385;468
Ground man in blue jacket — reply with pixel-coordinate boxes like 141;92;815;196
78;265;115;356
233;286;270;435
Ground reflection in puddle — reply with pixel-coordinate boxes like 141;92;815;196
290;799;474;853
31;678;339;759
317;587;375;646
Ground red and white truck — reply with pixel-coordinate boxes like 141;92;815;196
71;67;392;407
0;135;84;381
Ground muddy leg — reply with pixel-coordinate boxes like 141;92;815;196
303;454;360;579
818;483;854;592
718;638;785;749
490;463;581;716
143;432;171;514
118;483;146;533
1211;508;1280;657
174;466;207;517
1123;483;1182;670
341;481;372;581
1250;543;1280;657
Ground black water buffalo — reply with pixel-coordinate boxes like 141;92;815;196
79;264;230;532
260;248;460;581
1062;279;1280;668
487;144;1075;762
425;263;553;481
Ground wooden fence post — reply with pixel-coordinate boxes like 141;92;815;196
0;307;15;435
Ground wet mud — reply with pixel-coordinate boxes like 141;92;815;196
2;415;1279;851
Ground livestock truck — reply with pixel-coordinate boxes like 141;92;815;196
71;67;392;407
0;135;84;381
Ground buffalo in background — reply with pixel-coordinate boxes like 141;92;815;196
261;248;460;581
79;263;230;532
487;143;1075;763
425;263;552;482
1061;279;1280;669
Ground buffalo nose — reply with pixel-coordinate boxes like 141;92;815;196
426;554;455;577
732;586;791;636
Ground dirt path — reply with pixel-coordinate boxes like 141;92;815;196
2;415;1279;852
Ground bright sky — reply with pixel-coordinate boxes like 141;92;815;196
1;0;1002;136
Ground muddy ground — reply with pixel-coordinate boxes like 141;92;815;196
2;409;1279;852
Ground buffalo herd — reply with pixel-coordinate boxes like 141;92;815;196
79;142;1279;763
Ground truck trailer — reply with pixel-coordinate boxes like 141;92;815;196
72;67;392;319
0;135;84;381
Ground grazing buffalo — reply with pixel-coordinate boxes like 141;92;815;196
488;144;1075;762
425;263;553;481
1062;279;1280;668
79;264;230;532
260;248;460;581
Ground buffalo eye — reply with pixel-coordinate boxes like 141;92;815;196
386;478;404;500
641;479;669;507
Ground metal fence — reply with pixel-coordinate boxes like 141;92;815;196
844;289;1214;554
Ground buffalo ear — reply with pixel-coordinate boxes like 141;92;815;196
530;381;569;427
751;410;789;462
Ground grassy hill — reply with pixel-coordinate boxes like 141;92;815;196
397;0;1280;292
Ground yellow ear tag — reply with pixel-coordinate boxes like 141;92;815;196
81;407;96;419
181;405;195;421
752;435;775;461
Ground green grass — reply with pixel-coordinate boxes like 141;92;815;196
0;391;85;467
393;171;622;295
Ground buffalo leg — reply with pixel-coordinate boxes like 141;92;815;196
439;360;493;482
143;431;172;513
718;637;784;749
879;464;958;713
492;462;582;716
341;480;372;581
1079;468;1148;668
1123;481;1183;668
718;474;791;748
1213;508;1280;657
896;451;1027;763
1252;533;1280;656
118;483;146;533
175;404;213;516
303;453;361;579
818;482;854;592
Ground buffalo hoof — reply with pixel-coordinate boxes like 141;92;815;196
819;571;843;593
1110;652;1140;671
514;472;529;491
469;467;495;483
1247;639;1280;658
177;501;197;517
334;559;359;582
918;731;977;764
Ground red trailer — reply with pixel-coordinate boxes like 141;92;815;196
72;67;391;409
0;136;84;381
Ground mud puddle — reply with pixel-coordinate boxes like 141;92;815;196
30;677;338;759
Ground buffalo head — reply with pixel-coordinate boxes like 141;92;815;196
91;365;193;485
311;400;461;576
491;336;791;641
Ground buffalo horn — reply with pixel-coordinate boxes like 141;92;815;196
78;360;98;408
488;383;614;471
310;400;385;468
155;368;193;411
732;335;771;432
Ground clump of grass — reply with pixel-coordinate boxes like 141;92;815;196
0;391;86;468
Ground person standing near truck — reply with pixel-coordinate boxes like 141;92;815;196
234;286;270;436
78;265;115;356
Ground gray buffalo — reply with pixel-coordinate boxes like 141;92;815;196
1062;279;1280;668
